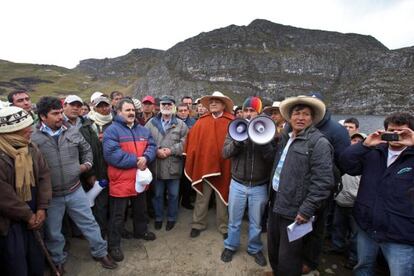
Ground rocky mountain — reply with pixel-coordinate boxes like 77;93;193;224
2;19;413;114
130;19;414;114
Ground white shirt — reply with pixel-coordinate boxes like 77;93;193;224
387;147;406;167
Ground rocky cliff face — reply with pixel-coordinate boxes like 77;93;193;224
77;19;414;114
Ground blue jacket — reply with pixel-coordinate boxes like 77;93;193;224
103;115;156;197
340;142;414;245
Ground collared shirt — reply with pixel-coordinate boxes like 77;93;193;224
272;132;294;192
63;114;82;129
161;117;171;131
40;122;66;137
387;147;406;167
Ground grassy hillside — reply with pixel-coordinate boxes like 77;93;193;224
0;60;133;103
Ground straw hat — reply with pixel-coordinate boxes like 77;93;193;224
279;96;326;125
200;91;234;113
262;101;281;116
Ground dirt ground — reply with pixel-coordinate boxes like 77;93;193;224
58;208;355;276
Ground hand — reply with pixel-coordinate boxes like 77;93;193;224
157;149;166;159
396;128;414;146
137;157;147;170
86;175;97;188
295;214;308;225
27;213;37;229
34;209;46;229
162;148;172;157
363;130;387;147
80;164;91;173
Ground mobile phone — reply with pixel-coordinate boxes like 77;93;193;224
381;132;399;141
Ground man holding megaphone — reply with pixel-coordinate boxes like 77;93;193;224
220;96;276;267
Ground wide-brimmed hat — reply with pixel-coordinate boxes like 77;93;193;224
0;106;34;133
200;91;234;113
279;96;326;125
262;101;281;116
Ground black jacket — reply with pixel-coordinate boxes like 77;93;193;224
222;134;275;186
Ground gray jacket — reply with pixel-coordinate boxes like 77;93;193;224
335;174;360;207
271;126;334;220
31;124;93;196
145;114;188;180
222;134;275;186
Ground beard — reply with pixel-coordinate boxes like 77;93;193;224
161;108;173;115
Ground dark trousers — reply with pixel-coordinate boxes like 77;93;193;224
180;172;195;206
0;223;44;276
108;193;148;249
92;188;109;237
267;211;303;276
302;204;330;270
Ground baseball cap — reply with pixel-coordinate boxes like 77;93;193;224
142;95;155;104
159;95;175;104
93;96;110;106
64;95;83;104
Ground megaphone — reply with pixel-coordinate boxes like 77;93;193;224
228;118;249;142
248;115;276;145
86;180;108;207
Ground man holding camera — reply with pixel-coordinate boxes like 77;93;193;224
340;112;414;276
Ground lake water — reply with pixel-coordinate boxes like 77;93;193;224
331;114;385;135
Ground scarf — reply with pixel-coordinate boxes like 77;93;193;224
0;134;35;201
89;110;113;126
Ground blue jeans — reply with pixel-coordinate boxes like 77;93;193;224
331;204;357;261
44;186;107;265
224;179;268;254
355;227;414;276
152;179;180;222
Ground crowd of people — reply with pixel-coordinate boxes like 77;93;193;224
0;89;413;276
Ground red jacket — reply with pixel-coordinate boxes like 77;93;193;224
103;116;156;197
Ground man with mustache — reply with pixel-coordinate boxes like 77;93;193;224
103;98;157;262
145;95;188;231
31;97;117;274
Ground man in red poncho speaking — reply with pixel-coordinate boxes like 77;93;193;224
184;91;234;239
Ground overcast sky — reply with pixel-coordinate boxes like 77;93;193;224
1;0;413;69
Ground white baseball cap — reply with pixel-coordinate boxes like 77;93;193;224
64;95;83;104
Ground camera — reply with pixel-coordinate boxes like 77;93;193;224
381;132;399;142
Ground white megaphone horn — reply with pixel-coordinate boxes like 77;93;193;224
247;115;276;145
86;180;108;207
228;118;249;142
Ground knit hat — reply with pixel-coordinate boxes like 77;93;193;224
0;106;34;133
242;96;262;113
132;98;142;110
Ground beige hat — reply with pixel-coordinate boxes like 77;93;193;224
93;96;110;107
0;106;34;133
90;91;103;103
200;91;234;113
262;101;282;116
279;96;326;125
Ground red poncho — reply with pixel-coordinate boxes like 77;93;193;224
184;112;234;205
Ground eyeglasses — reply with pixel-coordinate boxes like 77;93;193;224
161;102;172;106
